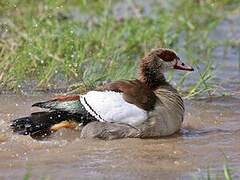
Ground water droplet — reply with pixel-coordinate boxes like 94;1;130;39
174;161;180;165
25;124;31;128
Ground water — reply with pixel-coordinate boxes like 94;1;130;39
0;93;239;179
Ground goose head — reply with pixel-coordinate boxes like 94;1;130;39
139;48;194;89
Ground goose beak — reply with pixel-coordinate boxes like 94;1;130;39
174;58;194;71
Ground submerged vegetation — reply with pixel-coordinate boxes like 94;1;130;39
0;0;239;97
21;164;235;180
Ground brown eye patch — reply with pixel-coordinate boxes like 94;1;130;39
157;50;177;62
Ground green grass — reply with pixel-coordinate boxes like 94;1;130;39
193;164;235;180
0;0;239;97
21;164;236;180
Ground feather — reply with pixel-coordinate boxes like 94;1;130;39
11;111;71;138
80;91;148;126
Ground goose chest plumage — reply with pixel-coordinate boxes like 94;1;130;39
11;48;194;140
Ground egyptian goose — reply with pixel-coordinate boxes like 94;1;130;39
11;48;194;139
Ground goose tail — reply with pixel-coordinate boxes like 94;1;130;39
10;111;73;139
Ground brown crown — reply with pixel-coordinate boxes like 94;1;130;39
153;48;178;62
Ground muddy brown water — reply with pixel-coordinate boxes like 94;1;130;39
0;94;240;179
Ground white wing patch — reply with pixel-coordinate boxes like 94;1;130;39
80;91;148;126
